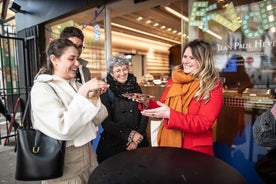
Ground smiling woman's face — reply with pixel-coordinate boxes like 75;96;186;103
52;46;80;80
182;47;199;74
111;64;129;84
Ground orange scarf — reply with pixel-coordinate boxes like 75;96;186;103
157;70;200;148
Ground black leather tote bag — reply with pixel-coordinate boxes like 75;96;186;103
15;127;65;181
15;83;66;181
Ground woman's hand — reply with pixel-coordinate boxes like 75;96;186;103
132;132;144;145
126;131;143;150
126;142;138;150
78;78;109;99
141;101;170;119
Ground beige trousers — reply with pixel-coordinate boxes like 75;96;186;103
42;143;98;184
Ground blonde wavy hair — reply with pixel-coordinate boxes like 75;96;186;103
175;39;220;102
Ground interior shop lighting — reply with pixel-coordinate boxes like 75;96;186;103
153;23;159;27
111;22;181;44
164;6;189;22
164;6;222;40
199;27;222;40
112;31;172;52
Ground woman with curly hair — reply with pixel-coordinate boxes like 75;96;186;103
96;54;149;163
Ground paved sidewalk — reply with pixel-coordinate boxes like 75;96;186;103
0;120;40;184
0;138;40;184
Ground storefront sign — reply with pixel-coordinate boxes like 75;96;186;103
190;0;276;39
217;40;276;52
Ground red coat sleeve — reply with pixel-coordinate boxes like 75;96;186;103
164;82;223;134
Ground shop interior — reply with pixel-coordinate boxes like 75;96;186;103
44;0;275;94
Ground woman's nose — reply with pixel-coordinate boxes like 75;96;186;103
182;58;189;64
75;59;80;66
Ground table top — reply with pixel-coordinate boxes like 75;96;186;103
89;147;246;184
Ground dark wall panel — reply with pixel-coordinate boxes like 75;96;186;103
14;0;116;31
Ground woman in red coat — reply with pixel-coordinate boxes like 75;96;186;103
141;39;223;156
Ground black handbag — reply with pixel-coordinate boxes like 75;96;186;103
15;128;66;181
15;83;66;181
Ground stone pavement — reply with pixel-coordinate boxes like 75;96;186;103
0;139;40;184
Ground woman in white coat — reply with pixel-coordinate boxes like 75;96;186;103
31;38;109;183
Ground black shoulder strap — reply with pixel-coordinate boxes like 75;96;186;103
22;82;60;128
21;94;30;127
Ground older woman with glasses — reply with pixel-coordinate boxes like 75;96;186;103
96;54;149;163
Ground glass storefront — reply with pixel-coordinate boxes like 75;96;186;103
45;1;275;183
45;0;275;89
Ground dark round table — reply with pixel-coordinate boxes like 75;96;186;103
89;147;246;184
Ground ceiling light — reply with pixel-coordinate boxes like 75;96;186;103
173;30;177;34
164;6;189;22
146;20;151;24
167;28;172;31
160;26;166;29
111;22;181;44
198;26;222;40
153;23;159;27
137;17;143;21
112;31;172;50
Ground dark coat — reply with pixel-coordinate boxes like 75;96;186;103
96;89;149;163
253;109;276;148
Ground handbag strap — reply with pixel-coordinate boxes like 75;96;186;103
28;82;65;150
17;82;65;153
21;94;30;126
21;82;61;128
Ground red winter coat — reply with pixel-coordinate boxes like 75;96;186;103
157;79;223;156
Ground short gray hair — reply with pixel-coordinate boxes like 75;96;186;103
107;54;129;74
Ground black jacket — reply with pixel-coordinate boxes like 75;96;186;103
96;89;149;163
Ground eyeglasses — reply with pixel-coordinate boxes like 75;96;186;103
77;45;85;50
112;67;128;75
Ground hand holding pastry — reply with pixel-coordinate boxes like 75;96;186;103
78;78;109;100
